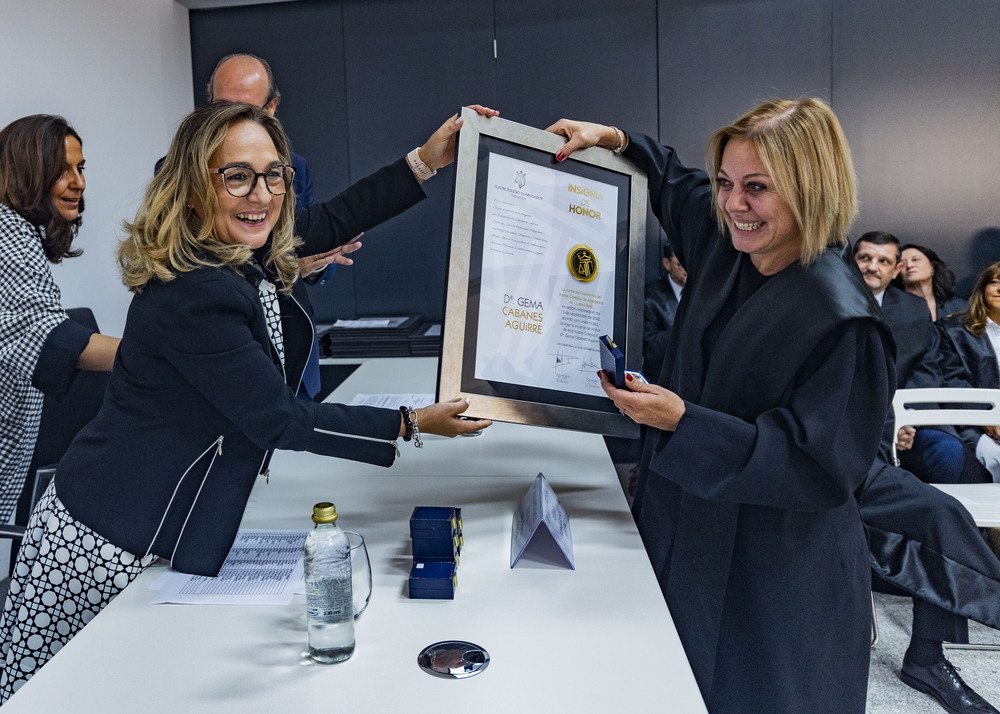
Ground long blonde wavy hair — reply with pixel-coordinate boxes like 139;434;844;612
118;102;299;294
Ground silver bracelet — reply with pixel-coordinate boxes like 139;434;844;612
610;126;626;154
410;407;423;449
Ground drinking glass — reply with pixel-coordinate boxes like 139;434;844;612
344;531;372;619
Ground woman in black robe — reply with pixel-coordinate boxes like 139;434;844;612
548;100;894;713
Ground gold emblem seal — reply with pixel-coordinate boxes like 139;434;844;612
567;245;599;282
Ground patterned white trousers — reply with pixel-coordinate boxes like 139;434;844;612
0;480;155;703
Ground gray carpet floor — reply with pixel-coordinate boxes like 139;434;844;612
869;592;1000;713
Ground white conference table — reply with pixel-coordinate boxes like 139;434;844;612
5;358;705;713
933;483;1000;527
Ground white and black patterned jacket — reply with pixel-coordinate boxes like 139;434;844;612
0;203;92;521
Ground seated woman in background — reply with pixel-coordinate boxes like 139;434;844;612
0;102;491;701
938;261;1000;481
0;115;119;523
896;243;967;321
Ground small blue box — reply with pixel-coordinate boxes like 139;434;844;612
410;506;458;537
412;533;460;561
408;561;457;599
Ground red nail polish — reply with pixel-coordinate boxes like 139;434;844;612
625;373;633;382
556;152;565;162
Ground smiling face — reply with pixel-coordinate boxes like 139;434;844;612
984;274;1000;321
204;120;284;249
50;135;85;222
900;247;933;288
715;138;802;275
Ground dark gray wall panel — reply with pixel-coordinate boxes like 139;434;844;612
495;0;662;280
190;1;358;319
833;0;1000;281
495;0;658;133
188;0;1000;320
658;0;832;170
340;0;497;322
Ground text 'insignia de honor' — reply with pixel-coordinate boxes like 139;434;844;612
567;245;598;283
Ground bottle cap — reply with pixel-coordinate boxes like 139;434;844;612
312;502;338;524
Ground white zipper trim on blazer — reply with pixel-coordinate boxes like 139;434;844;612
168;436;227;567
313;427;401;457
257;450;270;484
143;435;224;559
288;291;312;398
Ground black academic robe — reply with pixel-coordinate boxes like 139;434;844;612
861;459;1000;636
880;285;941;388
623;135;894;713
936;313;1000;449
876;285;963;465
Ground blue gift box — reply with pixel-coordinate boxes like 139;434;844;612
412;533;460;561
410;506;459;537
408;561;457;599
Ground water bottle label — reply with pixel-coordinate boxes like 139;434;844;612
307;577;353;624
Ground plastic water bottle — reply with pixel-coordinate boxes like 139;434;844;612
304;502;355;663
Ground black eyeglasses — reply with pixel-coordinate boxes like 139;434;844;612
214;165;295;198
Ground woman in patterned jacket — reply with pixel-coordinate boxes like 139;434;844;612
0;115;118;522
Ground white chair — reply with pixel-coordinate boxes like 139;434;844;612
892;387;1000;467
890;387;1000;651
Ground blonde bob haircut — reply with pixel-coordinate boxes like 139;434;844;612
707;98;859;266
963;261;1000;338
118;102;299;294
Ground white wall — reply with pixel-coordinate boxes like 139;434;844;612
0;0;194;335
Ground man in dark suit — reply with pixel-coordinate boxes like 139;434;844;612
855;231;966;482
855;231;999;713
642;242;685;378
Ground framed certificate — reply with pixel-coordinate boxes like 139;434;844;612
438;108;647;437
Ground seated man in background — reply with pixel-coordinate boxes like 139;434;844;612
854;230;976;484
642;241;685;379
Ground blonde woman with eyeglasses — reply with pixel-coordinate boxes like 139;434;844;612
0;102;492;700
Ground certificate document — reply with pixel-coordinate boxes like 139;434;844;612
475;153;618;397
440;108;646;436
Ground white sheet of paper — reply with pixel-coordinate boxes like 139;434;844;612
475;152;618;396
332;318;393;328
510;473;575;569
148;529;308;606
348;393;435;409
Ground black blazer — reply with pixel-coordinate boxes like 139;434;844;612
55;158;426;576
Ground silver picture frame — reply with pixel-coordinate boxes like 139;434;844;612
438;108;648;437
